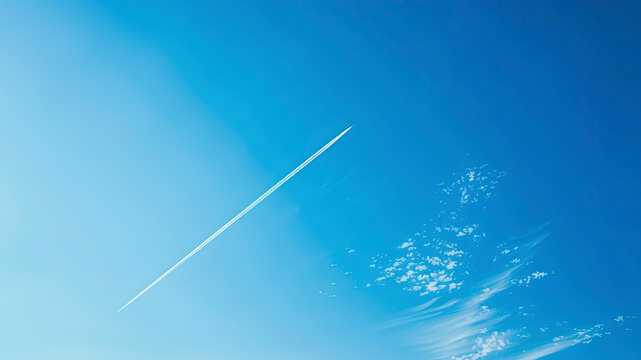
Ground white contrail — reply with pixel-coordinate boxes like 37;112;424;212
117;126;352;312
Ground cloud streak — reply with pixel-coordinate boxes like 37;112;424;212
333;166;629;359
392;169;628;359
117;126;352;312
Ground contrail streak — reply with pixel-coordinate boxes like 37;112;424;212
117;126;352;312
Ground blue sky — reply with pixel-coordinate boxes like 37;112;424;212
0;1;639;359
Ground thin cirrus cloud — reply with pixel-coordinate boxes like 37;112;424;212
384;168;630;359
323;166;634;359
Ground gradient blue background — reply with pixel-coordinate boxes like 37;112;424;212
0;1;639;359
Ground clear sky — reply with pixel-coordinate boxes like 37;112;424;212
0;1;639;359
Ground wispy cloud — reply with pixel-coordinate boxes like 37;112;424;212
325;166;633;359
373;167;630;359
